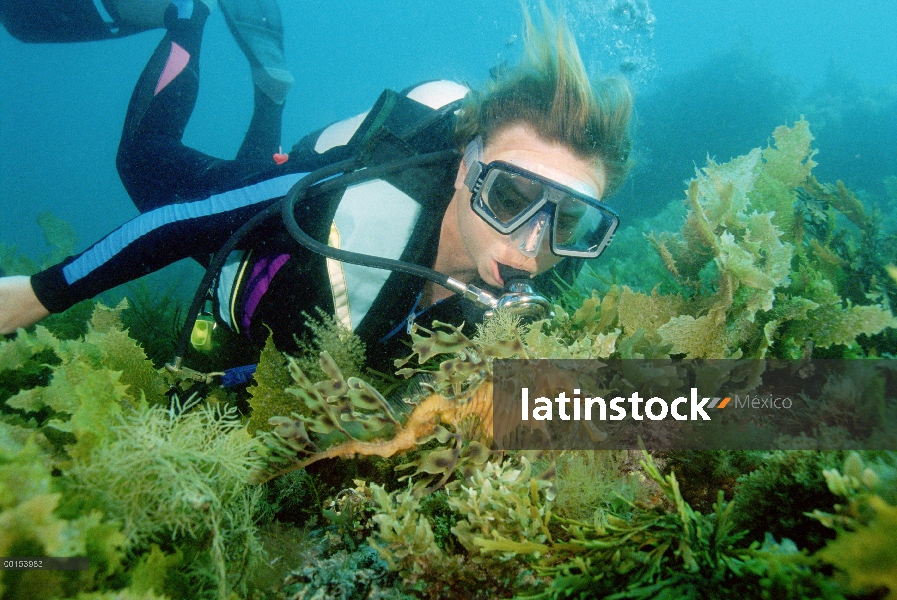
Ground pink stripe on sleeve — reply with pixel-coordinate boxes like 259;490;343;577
154;41;191;96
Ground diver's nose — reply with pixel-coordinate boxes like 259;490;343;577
510;209;550;258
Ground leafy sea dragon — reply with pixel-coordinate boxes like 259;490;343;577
251;321;537;494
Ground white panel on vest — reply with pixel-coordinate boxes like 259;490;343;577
314;111;369;154
331;180;421;329
405;80;470;109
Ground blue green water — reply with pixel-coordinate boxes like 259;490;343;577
1;0;895;259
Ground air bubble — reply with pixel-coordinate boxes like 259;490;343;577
566;0;658;84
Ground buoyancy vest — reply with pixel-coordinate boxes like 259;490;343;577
211;81;470;362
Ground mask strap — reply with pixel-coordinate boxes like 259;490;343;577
464;135;484;165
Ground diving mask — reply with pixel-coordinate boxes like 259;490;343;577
463;137;619;258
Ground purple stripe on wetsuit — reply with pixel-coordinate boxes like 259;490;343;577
241;253;290;334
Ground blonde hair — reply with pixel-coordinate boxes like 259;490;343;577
455;4;634;196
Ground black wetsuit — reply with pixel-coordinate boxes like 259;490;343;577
27;4;475;369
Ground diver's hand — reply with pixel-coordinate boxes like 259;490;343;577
0;276;50;335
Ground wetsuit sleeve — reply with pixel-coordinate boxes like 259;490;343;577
30;172;305;313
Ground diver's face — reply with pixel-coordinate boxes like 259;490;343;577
452;124;608;287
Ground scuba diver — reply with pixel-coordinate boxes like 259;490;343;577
0;1;633;372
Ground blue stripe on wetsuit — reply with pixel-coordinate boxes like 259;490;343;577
62;172;308;285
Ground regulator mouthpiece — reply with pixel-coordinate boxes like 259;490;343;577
443;275;552;322
486;279;552;321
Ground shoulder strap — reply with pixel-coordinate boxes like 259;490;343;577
353;89;462;167
287;86;461;171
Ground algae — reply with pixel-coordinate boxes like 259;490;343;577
580;118;896;359
253;321;506;493
810;452;897;599
246;334;299;436
1;304;266;599
0;211;77;278
68;396;266;599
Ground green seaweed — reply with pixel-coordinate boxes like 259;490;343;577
116;281;186;369
0;432;128;599
574;118;896;359
292;309;368;383
367;456;547;599
1;304;269;599
246;334;299;436
68;397;266;600
812;452;897;599
362;445;851;600
730;451;844;551
512;451;845;600
550;450;650;525
0;211;78;278
3;301;168;464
